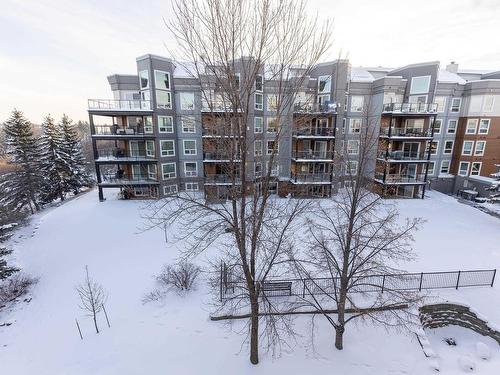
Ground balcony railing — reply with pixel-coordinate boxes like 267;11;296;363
292;150;334;160
378;150;428;161
96;149;156;162
205;174;242;183
382;102;438;114
88;99;152;111
379;128;433;138
291;172;332;183
375;173;427;184
203;151;242;161
100;173;158;185
293;127;335;137
294;102;337;114
93;125;153;136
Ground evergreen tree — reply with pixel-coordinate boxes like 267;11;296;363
39;115;66;202
0;194;24;280
0;109;44;213
59;115;93;194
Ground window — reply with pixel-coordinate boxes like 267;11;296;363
433;119;442;134
409;95;428;104
451;98;461;113
342;118;346;134
180;92;195;110
255;163;262;177
483;95;495;112
162;163;176;179
267;117;277;133
346;161;358;176
471;162;482;176
440;160;450;174
146;141;155;157
347;140;359;155
255;93;263;110
183;140;197;155
181;116;196;133
158;116;173;133
163;185;177;195
139;70;149;89
267;95;278;111
427;161;435;176
154;70;170;90
254;117;263;133
443;140;454;155
255;75;263;92
349;118;361;133
410;76;431;94
156;90;172;109
466;119;478;134
142;116;153;133
267;140;278;155
318;75;332;94
426;141;439;155
318;95;330;104
462;141;474;155
350;96;364;112
160;140;175;157
474;141;486;156
267;161;279;176
254;140;262;156
435;97;446;112
184;162;198;177
185;182;199;191
458;161;469;176
148;164;157;179
447;120;457;134
479;119;490;134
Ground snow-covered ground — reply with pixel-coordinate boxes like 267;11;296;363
1;189;499;374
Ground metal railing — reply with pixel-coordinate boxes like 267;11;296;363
382;102;438;114
378;151;428;161
293;127;335;137
88;99;152;111
291;173;332;183
96;149;157;161
220;266;496;300
379;128;433;138
293;102;337;114
292;150;334;160
99;173;158;185
375;173;427;183
93;125;153;136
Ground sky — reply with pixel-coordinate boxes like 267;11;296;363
1;0;500;123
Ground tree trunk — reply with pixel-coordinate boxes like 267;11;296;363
249;298;259;364
93;310;99;333
335;325;344;350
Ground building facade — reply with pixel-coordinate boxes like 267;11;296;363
88;55;500;201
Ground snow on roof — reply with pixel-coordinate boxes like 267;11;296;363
457;69;496;75
350;67;374;83
438;69;466;84
469;175;500;186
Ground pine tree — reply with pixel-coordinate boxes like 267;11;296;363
39;115;66;202
0;109;44;213
59;115;93;194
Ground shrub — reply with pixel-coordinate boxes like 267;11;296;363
0;273;37;304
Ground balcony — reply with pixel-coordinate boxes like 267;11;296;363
95;149;157;164
99;172;158;186
203;151;242;162
382;102;437;115
377;150;429;162
88;99;152;112
293;102;337;114
292;127;335;138
290;172;331;184
379;127;433;139
92;125;155;139
374;173;427;185
292;150;334;161
204;174;242;184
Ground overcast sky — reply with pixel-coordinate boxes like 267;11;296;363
1;0;499;123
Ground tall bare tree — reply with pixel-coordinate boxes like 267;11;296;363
145;0;332;364
76;266;107;334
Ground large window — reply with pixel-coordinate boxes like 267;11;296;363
349;118;361;133
350;96;364;112
427;161;435;176
139;70;149;89
458;161;469;176
180;92;195;110
433;119;442;134
435;97;446;112
450;98;461;113
161;163;176;179
267;95;278;111
474;141;486;156
181;116;196;133
440;160;450;174
184;162;198;177
443;140;454;154
267;140;278;155
462;140;474;155
471;162;482;176
156;90;172;109
447;119;457;134
255;75;263;92
144;116;153;133
479;119;490;134
267;117;277;133
410;75;431;94
466;119;478;134
145;141;155;157
318;75;332;94
154;70;170;90
347;140;359;155
346;161;358;176
160;140;175;157
158;116;173;133
254;140;262;156
255;93;263;110
183;140;197;155
254;117;263;133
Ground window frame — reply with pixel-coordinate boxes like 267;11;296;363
181;116;196;133
427;161;435;176
458;161;470;176
179;92;195;110
254;117;263;133
161;163;177;180
435;96;447;113
478;119;490;134
443;140;454;155
466;119;478;134
139;70;149;89
347;140;359;155
349;118;362;134
183;139;197;156
410;75;431;95
184;162;198;177
447;119;457;134
254;93;263;110
154;70;171;90
318;75;332;94
163;184;178;195
462;140;474;156
254;140;263;156
158;115;174;133
450;98;461;113
433;119;442;134
440;160;450;174
160;140;175;157
474;140;486;156
470;162;482;176
185;182;199;192
350;96;364;112
155;90;172;109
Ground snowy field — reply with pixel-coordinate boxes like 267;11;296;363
1;189;500;374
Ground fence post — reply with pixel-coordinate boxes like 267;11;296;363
75;318;83;340
491;269;497;287
381;275;385;293
219;262;223;302
456;270;461;290
419;272;423;291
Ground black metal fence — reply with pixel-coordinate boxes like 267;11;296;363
220;264;496;301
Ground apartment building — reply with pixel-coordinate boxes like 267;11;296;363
88;54;500;201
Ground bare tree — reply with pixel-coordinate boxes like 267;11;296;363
144;0;332;364
76;266;107;334
289;100;424;350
